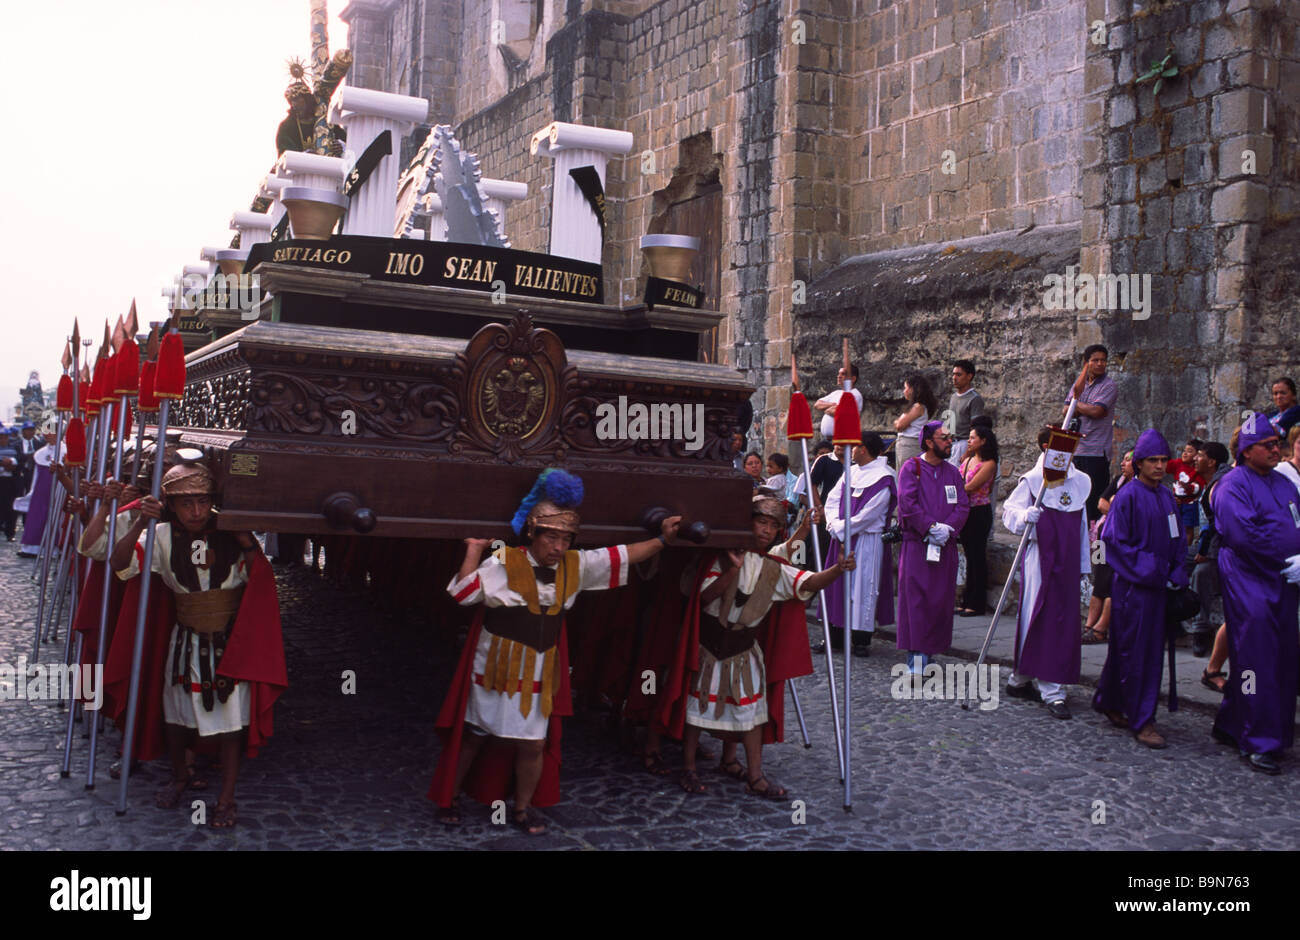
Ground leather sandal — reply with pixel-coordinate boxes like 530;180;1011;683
511;808;546;834
1081;627;1109;644
642;751;672;776
679;770;708;794
210;800;237;829
744;774;788;801
1201;669;1227;693
717;759;747;781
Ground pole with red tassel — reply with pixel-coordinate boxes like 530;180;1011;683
60;328;91;777
117;323;185;814
830;338;863;812
87;317;134;789
787;356;846;779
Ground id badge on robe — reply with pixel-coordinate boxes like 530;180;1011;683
1290;501;1300;528
1167;513;1179;538
945;485;958;504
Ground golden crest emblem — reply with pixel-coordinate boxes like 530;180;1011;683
482;356;546;438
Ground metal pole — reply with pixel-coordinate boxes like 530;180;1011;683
963;396;1080;708
840;432;853;812
32;412;66;659
86;397;127;789
799;438;845;778
117;398;170;815
41;515;74;643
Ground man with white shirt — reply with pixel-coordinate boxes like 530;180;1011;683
823;432;896;658
814;365;863;441
1001;427;1091;719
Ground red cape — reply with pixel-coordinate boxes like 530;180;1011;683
624;550;691;722
73;560;124;671
426;607;573;809
103;550;286;759
655;551;813;745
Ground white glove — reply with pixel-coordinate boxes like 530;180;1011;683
1282;555;1300;584
928;523;953;546
1023;506;1043;526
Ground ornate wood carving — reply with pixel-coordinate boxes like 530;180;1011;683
448;312;577;463
246;369;460;441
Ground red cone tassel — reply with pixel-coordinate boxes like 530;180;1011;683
64;418;86;467
137;360;159;412
786;390;813;440
154;332;186;400
831;388;862;446
56;375;74;413
114;341;140;395
77;379;89;415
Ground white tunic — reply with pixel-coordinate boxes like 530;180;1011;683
118;524;252;736
687;551;815;732
447;545;630;740
1001;455;1091;692
824;458;895;633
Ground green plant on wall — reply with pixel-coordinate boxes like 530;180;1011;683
1136;49;1178;97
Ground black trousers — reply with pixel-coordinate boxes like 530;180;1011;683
1074;455;1111;521
0;477;17;539
960;504;993;611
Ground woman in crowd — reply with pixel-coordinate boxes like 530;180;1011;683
742;452;764;489
956;426;998;617
893;374;938;466
1082;448;1133;644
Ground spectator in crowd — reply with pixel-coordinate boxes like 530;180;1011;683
970;414;1001;516
1167;438;1206;545
1190;441;1231;667
1268;377;1300;437
1083;448;1134;644
0;429;19;542
947;360;985;465
814;365;863;442
730;431;746;471
1275;425;1300;493
894;373;938;467
765;453;799;533
1092;430;1188;749
16;421;43;494
956;425;998;617
1065;345;1118;521
742;452;764;489
1210;414;1300;774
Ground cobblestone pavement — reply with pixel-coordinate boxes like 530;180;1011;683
1;541;1297;851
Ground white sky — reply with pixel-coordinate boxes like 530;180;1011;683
0;0;349;414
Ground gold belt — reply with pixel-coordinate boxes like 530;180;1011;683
174;587;245;634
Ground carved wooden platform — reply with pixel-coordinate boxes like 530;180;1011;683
175;312;756;546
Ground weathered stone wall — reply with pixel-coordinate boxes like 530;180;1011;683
342;0;1298;477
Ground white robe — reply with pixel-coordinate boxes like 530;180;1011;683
1001;454;1091;699
824;457;895;633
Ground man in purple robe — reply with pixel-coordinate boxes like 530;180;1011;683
1092;429;1188;748
1002;428;1091;719
1209;415;1300;774
896;420;969;675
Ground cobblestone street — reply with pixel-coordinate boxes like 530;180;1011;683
2;541;1297;852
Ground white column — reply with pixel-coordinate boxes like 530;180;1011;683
530;122;633;264
333;86;429;237
275;151;347;194
231;211;274;250
259;174;289;229
481;178;528;242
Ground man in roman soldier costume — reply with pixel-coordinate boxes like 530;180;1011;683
110;460;286;829
1001;427;1091;719
430;468;681;835
658;490;854;799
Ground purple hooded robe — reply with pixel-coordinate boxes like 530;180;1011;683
896;454;970;655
